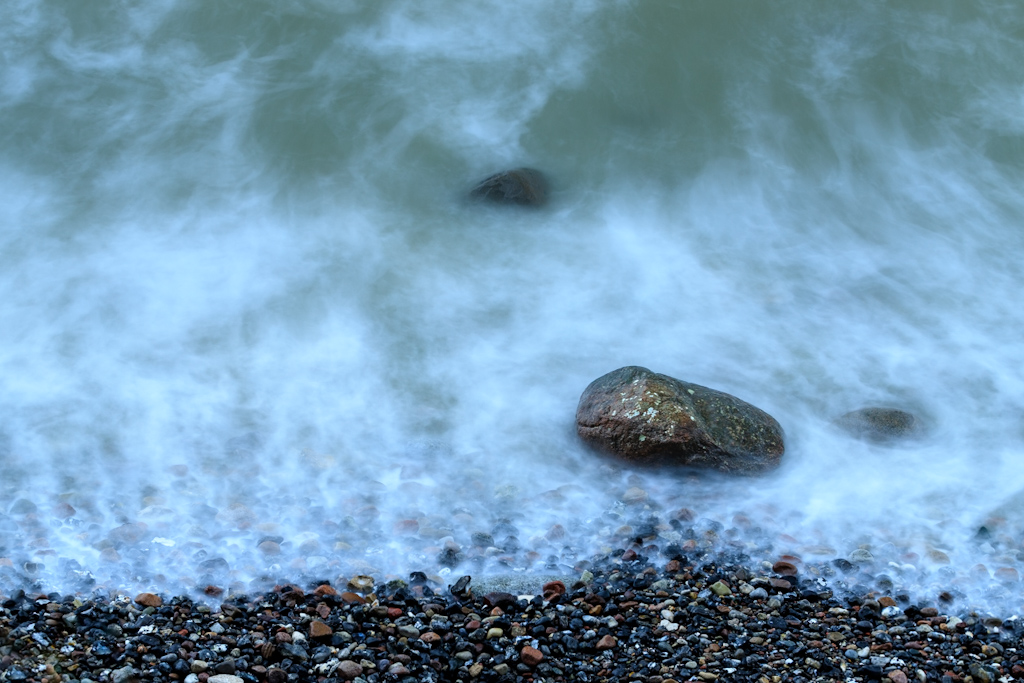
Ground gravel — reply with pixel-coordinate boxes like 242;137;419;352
1;549;1022;683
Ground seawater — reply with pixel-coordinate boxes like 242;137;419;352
3;1;1024;615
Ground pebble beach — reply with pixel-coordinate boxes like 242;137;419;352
5;2;1024;682
1;549;1021;683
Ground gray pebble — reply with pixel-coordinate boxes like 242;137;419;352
111;667;137;683
397;625;420;639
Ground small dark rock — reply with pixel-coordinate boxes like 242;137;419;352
450;575;471;597
483;592;517;610
437;547;461;567
833;407;925;444
832;558;856;573
470;168;548;206
471;532;495;547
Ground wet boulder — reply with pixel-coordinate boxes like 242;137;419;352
470;168;547;206
833;407;925;444
575;366;784;474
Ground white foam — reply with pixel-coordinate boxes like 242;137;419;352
1;1;1023;615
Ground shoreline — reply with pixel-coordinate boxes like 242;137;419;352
1;551;1020;683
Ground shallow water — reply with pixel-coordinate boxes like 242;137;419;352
2;1;1024;614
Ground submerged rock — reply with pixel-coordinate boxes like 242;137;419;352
575;366;784;474
470;168;547;206
833;407;924;444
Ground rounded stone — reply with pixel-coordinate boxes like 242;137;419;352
337;660;363;680
772;561;798;576
622;487;648;504
542;580;566;599
257;540;281;555
134;592;162;608
833;407;925;444
111;666;137;683
397;625;420;639
520;645;544;667
849;548;874;564
470;168;548;206
576;366;784;473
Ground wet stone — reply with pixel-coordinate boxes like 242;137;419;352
0;554;1018;683
214;659;237;675
347;575;374;592
576;365;785;473
520;645;544;667
257;540;281;555
710;580;732;595
834;407;925;444
470;168;548;206
310;620;332;638
773;560;799;576
111;666;137;683
337;660;362;679
397;625;420;639
134;591;162;608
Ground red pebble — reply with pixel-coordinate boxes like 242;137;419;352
542;581;566;602
387;607;403;618
772;561;798;576
520;646;544;667
134;592;162;608
310;620;332;639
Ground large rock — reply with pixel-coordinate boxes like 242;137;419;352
575;366;784;473
470;168;547;206
833;407;924;444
